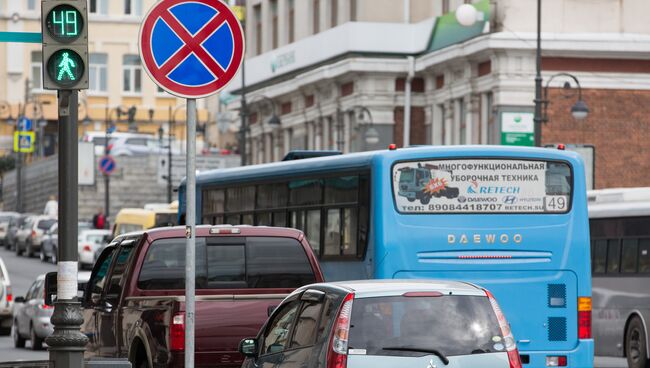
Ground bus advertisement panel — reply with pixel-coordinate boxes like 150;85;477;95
393;159;570;214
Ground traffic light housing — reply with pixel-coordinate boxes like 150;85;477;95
41;0;89;90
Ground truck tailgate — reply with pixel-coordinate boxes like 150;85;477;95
184;295;286;366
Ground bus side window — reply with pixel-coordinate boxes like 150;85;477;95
639;239;650;273
621;239;638;274
592;240;607;274
606;239;621;274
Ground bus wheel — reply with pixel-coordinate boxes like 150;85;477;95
626;316;649;368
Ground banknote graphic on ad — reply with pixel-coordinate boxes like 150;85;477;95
393;159;572;213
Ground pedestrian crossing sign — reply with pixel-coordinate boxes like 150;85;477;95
14;131;35;153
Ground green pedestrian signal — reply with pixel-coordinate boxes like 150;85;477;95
47;49;84;87
41;1;88;90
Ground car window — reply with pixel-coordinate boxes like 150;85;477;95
88;247;116;304
289;301;323;348
25;280;39;300
125;138;148;146
246;237;316;288
262;300;300;355
104;243;136;303
348;295;504;357
38;219;57;230
137;237;316;290
87;234;107;244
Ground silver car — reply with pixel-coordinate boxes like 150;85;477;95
240;280;522;368
12;272;91;350
0;257;12;335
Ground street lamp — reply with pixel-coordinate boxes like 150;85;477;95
542;72;589;123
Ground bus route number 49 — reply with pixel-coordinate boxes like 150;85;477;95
545;196;567;212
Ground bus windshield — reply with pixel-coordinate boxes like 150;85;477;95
393;158;572;214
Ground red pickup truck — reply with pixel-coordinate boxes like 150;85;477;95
79;225;324;368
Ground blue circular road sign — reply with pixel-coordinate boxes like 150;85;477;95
99;155;116;175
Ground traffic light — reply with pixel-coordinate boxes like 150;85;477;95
41;0;89;90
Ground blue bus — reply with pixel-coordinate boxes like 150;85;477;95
178;145;593;368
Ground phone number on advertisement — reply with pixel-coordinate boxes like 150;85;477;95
427;203;503;211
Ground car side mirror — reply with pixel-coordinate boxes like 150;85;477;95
44;272;57;306
14;296;25;304
238;338;258;358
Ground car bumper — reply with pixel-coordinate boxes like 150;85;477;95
79;251;95;265
33;315;54;338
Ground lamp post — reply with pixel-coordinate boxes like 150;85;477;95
103;106;126;218
541;73;589;123
168;105;185;203
345;105;379;147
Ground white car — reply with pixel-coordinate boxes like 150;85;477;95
0;257;13;335
78;229;112;269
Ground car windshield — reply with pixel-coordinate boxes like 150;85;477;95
398;169;414;183
38;219;57;230
348;295;504;357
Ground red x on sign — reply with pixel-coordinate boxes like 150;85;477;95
139;0;244;98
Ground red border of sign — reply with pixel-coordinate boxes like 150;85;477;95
139;0;245;99
99;155;116;175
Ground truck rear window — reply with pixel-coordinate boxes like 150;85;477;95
137;236;317;290
348;295;503;357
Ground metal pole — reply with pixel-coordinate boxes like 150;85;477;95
46;89;87;368
239;57;247;166
185;98;197;368
104;108;110;218
168;106;173;203
533;0;543;147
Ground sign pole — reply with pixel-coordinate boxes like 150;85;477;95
185;98;197;368
46;89;87;368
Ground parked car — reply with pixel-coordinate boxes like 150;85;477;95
239;280;523;368
6;214;34;251
0;257;13;335
16;216;56;257
0;212;20;248
12;272;91;350
77;229;111;269
54;225;324;367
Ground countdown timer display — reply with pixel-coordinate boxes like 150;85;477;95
45;4;84;43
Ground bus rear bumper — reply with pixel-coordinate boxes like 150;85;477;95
520;339;593;367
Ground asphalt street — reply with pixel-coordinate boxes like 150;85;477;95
0;246;54;361
0;244;631;367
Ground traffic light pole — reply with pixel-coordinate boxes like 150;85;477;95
46;89;87;368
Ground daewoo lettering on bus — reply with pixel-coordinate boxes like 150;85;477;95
179;145;593;368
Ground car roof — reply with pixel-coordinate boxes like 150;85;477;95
325;279;487;297
114;225;306;243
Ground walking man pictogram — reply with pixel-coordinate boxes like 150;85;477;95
57;52;76;81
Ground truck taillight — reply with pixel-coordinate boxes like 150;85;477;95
578;297;591;339
326;293;354;368
170;312;185;352
485;290;522;368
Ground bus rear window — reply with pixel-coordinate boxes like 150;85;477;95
393;159;572;214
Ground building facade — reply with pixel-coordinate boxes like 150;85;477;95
225;0;650;189
0;0;220;158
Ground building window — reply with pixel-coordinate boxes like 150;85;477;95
31;51;43;90
90;0;108;15
486;93;496;144
350;0;357;21
122;55;142;93
270;0;278;49
442;0;450;14
313;0;320;34
254;4;262;55
288;0;295;43
330;0;338;28
124;0;143;16
89;53;108;93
